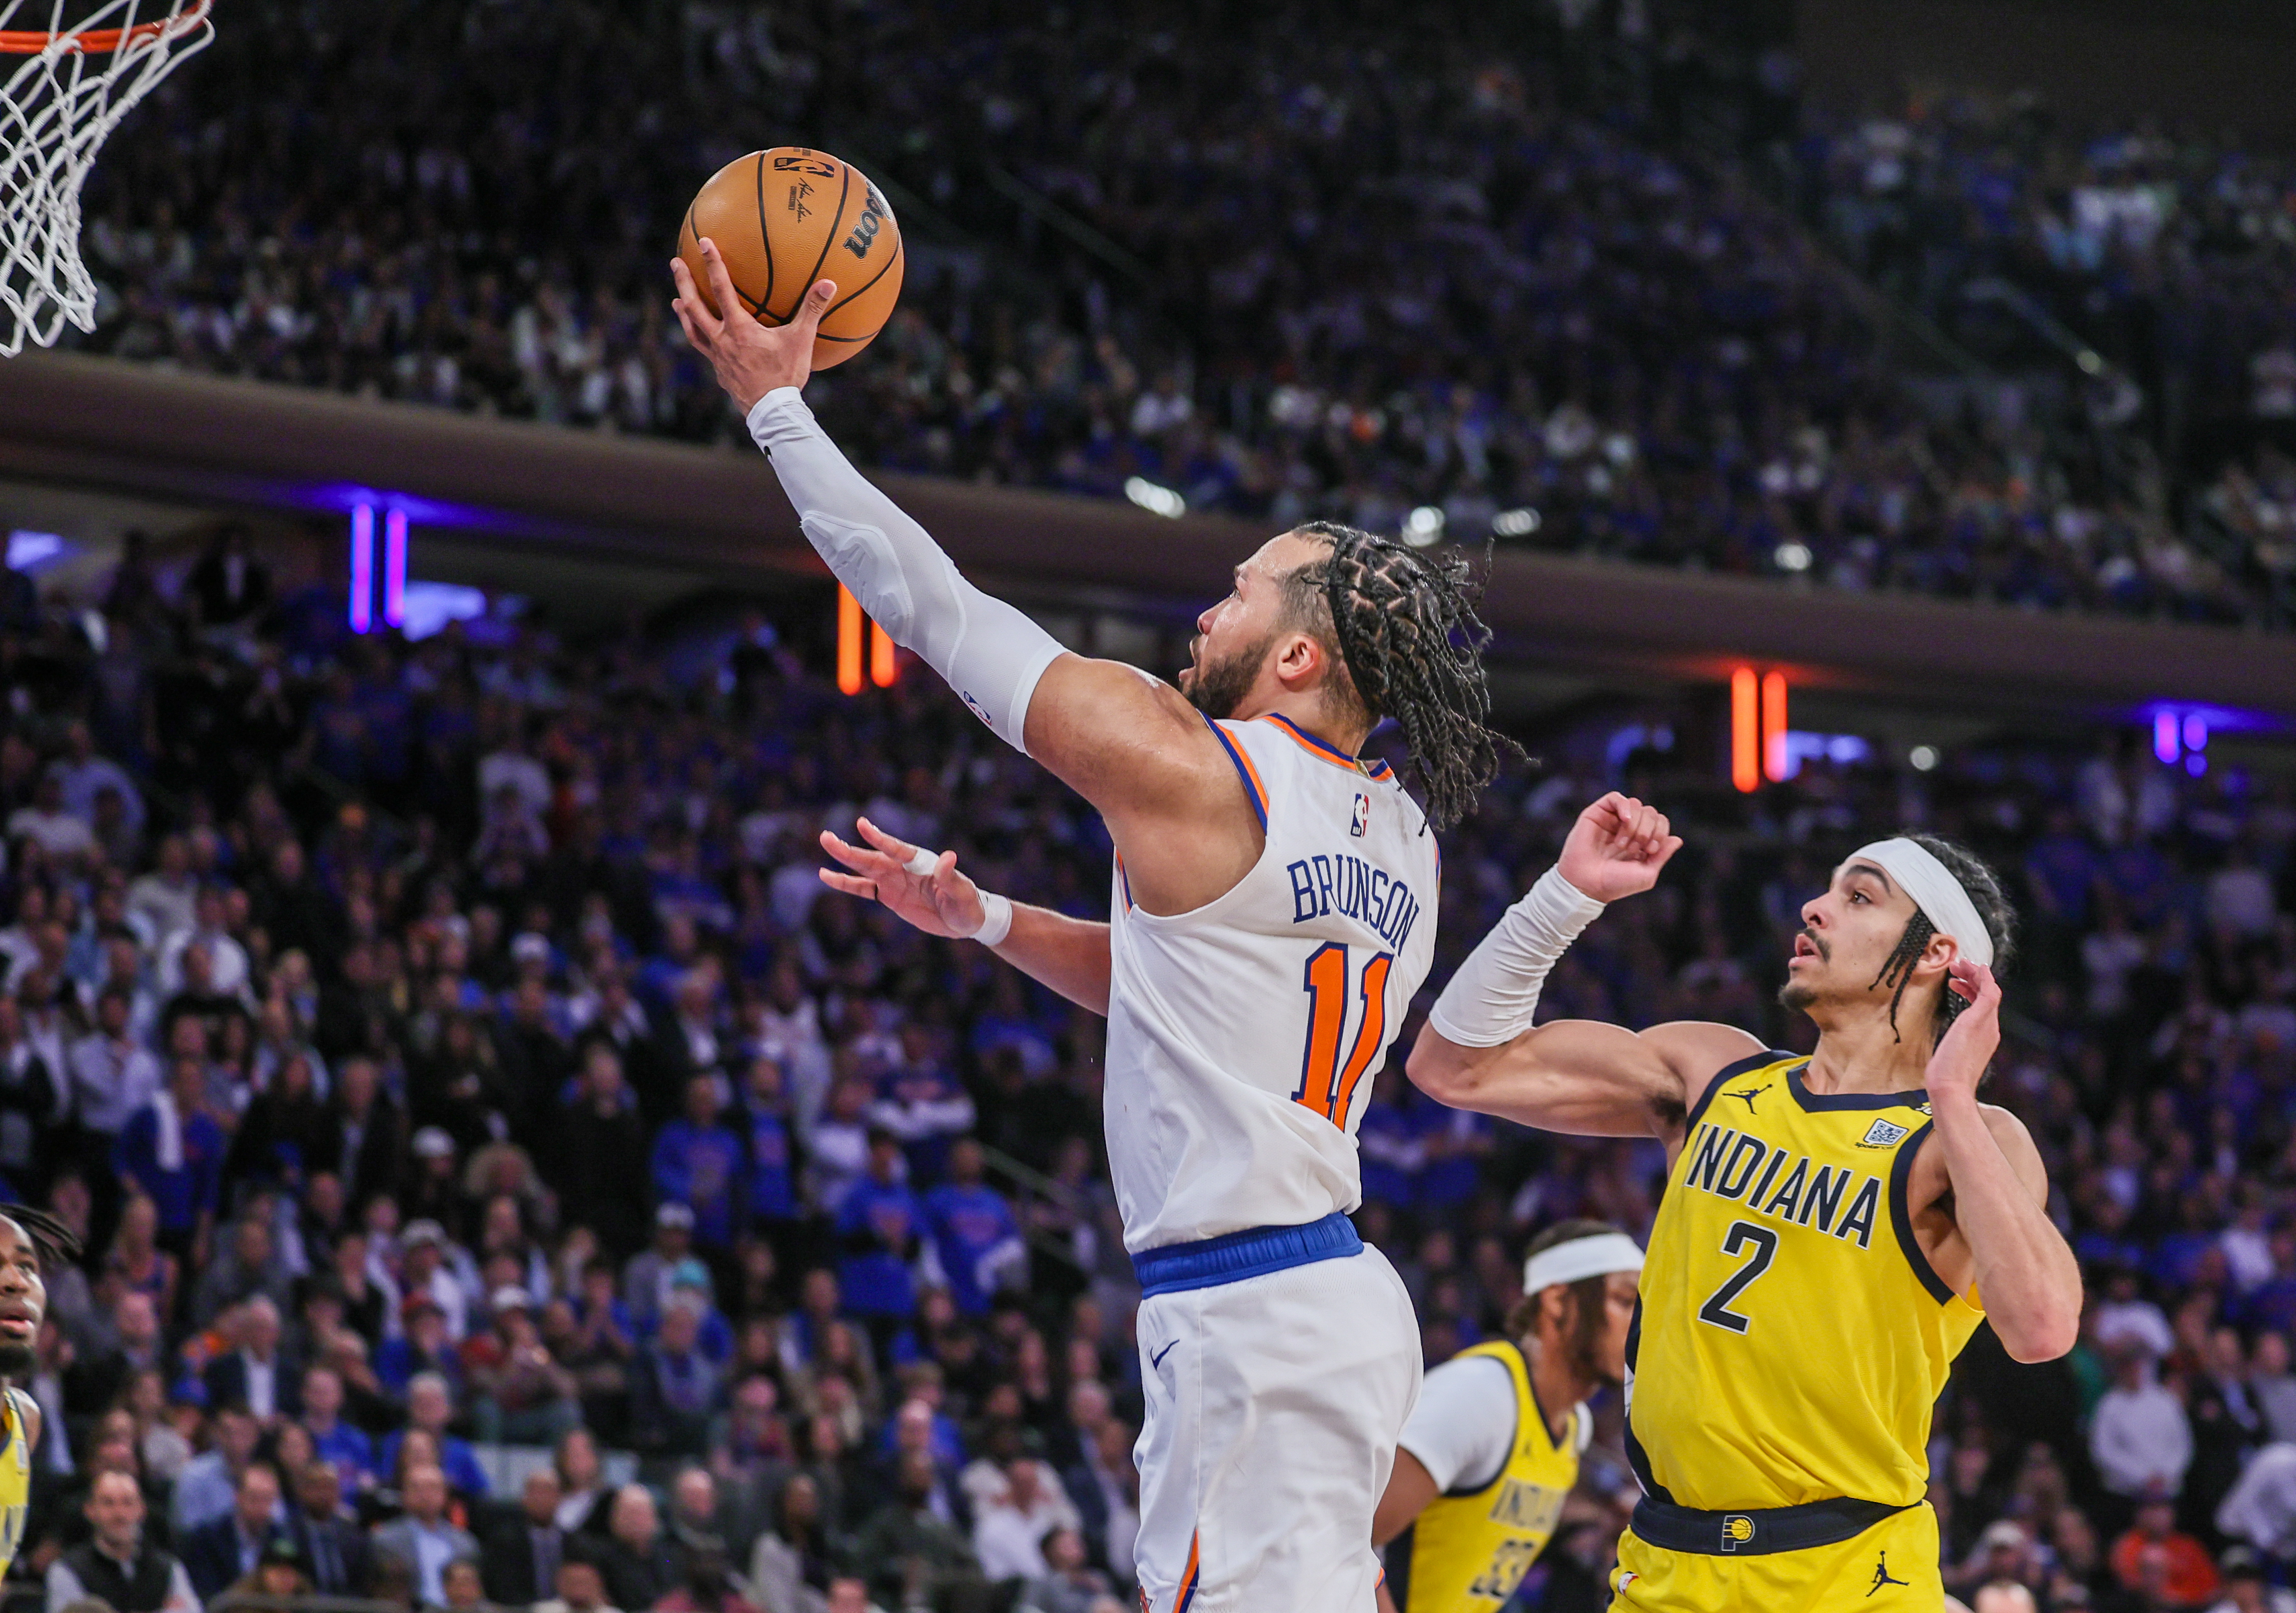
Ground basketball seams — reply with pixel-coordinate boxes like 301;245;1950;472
682;201;759;318
679;147;898;359
754;151;774;323
825;227;900;319
785;159;851;326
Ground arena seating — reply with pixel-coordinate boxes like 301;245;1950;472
65;0;2282;628
0;534;2291;1608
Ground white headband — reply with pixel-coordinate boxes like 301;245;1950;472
1523;1232;1644;1296
1848;838;1994;967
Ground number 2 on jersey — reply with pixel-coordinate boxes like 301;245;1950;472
1294;942;1393;1125
1697;1220;1778;1334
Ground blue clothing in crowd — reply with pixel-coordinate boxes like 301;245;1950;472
837;1175;924;1318
377;1428;490;1499
743;1106;797;1223
651;1118;745;1246
924;1181;1022;1316
113;1101;225;1236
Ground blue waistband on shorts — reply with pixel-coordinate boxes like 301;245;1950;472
1131;1211;1362;1298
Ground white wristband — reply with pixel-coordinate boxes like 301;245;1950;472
898;841;1012;947
1427;866;1606;1048
973;892;1014;949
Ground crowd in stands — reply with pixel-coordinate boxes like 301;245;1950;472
1789;94;2296;625
1795;96;2296;447
0;500;2293;1613
62;0;2275;628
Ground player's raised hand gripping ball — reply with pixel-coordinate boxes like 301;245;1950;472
675;147;903;370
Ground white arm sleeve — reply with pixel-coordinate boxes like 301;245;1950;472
1427;867;1606;1048
1396;1355;1518;1494
747;387;1066;754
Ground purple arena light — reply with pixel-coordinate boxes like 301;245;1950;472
384;508;407;629
349;502;374;633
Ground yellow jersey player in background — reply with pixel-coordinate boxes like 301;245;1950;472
0;1207;75;1576
1407;798;2083;1611
1374;1220;1642;1613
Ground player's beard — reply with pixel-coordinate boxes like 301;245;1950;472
1182;630;1275;721
0;1341;33;1377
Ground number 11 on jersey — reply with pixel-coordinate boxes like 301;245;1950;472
1295;942;1393;1127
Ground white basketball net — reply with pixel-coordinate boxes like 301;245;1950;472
0;0;212;356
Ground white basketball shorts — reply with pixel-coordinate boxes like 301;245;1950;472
1130;1216;1421;1612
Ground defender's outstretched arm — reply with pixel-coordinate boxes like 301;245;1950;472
1405;794;1753;1141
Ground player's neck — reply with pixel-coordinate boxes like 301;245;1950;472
1803;1010;1933;1095
1519;1335;1589;1442
1231;693;1371;756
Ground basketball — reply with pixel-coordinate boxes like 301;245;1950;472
676;147;904;370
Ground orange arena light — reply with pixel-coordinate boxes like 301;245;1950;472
836;585;864;696
1761;671;1789;783
870;621;897;688
1730;667;1759;792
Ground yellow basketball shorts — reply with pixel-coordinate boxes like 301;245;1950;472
1609;1500;1940;1611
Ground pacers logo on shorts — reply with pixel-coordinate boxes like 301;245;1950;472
1720;1515;1756;1553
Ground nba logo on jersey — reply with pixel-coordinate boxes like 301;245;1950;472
1720;1515;1755;1553
1350;791;1370;837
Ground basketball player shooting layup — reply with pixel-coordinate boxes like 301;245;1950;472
1410;814;2084;1610
669;245;1671;1611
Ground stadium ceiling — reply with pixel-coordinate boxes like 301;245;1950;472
3;351;2291;721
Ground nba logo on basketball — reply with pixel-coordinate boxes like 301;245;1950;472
1350;792;1370;838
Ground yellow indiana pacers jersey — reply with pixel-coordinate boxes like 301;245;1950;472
1392;1340;1583;1612
1627;1053;1984;1512
0;1389;30;1577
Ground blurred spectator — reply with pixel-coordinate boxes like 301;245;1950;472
597;1484;677;1613
372;1462;480;1605
480;1468;571;1609
746;1472;839;1613
180;1459;287;1602
2093;1349;2194;1502
533;1552;621;1613
849;1450;985;1611
2109;1494;2220;1609
171;1403;261;1535
290;1457;373;1598
44;1468;199;1613
378;1373;492;1500
2207;1545;2296;1612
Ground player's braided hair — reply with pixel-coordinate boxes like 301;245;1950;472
1283;520;1522;830
1866;834;2018;1046
0;1206;81;1267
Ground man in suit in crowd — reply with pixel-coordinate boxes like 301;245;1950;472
289;1458;371;1597
181;1461;286;1602
370;1464;479;1607
480;1467;570;1607
202;1296;301;1423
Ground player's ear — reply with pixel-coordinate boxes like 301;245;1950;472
1271;629;1321;691
1916;930;1960;979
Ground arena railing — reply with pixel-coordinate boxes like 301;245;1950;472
1;351;2293;716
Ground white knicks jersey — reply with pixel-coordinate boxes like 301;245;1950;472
1106;712;1440;1253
